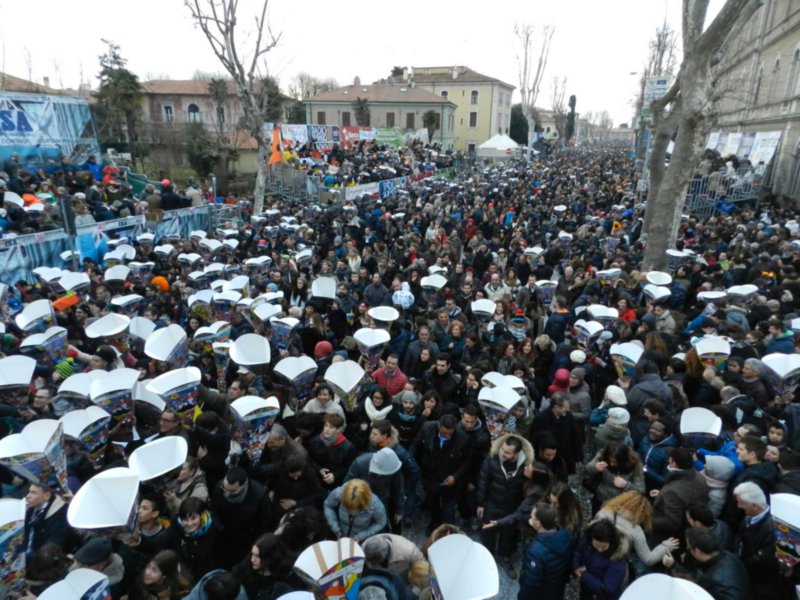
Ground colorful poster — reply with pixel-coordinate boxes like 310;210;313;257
270;320;296;351
611;354;638;379
38;328;68;367
233;400;280;462
79;417;111;468
0;501;26;593
0;423;68;493
166;342;189;369
294;368;317;402
212;299;236;323
317;557;363;599
93;389;133;421
774;512;800;569
164;382;199;423
310;125;328;146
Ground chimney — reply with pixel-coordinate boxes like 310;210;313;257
452;67;459;80
411;81;416;88
43;76;50;88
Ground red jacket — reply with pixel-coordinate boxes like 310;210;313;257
371;367;409;396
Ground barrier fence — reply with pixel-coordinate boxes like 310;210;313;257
0;206;214;285
267;165;459;204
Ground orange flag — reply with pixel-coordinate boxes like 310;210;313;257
267;126;284;166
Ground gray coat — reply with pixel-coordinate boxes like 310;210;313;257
324;485;388;542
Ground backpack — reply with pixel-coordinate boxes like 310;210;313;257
665;380;689;414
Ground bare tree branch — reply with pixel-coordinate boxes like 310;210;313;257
186;0;281;213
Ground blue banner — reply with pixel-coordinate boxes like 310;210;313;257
0;92;101;169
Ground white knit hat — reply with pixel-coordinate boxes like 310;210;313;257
605;385;627;406
607;407;630;426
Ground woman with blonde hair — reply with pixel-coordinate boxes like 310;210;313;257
595;490;679;574
323;479;387;543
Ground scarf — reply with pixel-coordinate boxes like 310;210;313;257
179;511;212;539
321;431;345;448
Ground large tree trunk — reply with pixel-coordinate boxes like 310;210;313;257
642;63;712;270
642;104;678;234
526;116;536;159
253;142;268;214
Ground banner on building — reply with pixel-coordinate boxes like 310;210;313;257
0;92;101;169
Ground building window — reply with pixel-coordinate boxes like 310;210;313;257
469;112;478;127
468;143;476;154
441;91;448;100
341;111;351;126
769;58;781;103
786;49;800;103
317;111;326;125
216;105;225;125
163;105;174;122
187;104;201;123
470;90;479;105
406;113;415;129
386;112;395;127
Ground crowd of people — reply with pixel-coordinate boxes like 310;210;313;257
2;141;800;600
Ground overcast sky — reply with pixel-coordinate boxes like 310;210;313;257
0;0;724;127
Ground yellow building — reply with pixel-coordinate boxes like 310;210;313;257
388;66;515;153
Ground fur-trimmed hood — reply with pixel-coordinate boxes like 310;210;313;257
586;518;631;561
489;433;534;467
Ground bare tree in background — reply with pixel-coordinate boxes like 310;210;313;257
515;23;554;158
185;0;281;213
551;76;568;143
289;72;338;100
633;21;679;166
641;0;764;269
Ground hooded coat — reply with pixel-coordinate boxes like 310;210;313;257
701;455;736;518
518;527;573;600
572;532;629;600
477;434;534;519
185;569;248;600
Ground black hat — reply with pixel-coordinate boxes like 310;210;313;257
74;537;112;565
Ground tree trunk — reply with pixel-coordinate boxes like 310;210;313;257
642;65;711;270
215;154;230;195
642;105;677;234
253;141;267;214
526;116;536;159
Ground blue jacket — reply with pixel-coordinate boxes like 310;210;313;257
766;331;794;354
572;538;628;600
518;528;573;600
639;433;679;486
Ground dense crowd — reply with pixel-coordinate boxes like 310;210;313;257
2;142;800;600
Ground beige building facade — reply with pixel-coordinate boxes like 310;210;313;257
304;83;457;148
387;66;515;153
714;0;800;200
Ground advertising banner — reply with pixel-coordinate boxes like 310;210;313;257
0;92;101;168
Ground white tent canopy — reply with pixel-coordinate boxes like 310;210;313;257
476;134;520;158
